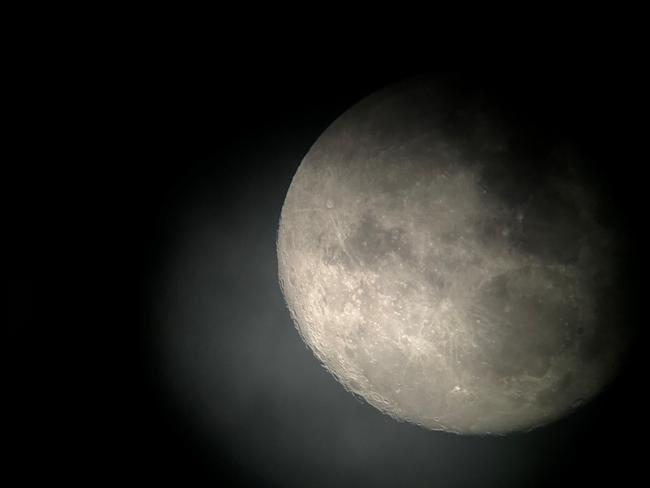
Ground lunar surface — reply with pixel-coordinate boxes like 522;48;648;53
277;77;628;434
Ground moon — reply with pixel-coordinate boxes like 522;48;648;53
277;76;628;434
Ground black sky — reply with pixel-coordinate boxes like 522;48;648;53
10;59;647;487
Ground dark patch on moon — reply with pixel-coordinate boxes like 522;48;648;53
471;267;581;380
513;187;586;265
535;372;576;407
343;213;414;268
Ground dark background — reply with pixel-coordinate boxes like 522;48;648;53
10;59;647;486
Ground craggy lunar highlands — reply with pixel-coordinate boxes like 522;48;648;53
277;77;628;435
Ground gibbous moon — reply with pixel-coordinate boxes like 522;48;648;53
277;77;628;434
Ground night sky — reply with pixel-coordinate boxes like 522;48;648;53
10;60;646;486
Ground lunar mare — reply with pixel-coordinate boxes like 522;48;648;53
277;78;627;434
